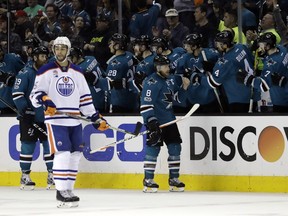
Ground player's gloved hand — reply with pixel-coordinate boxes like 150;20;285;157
183;68;192;79
190;72;201;85
202;61;215;72
146;119;162;146
0;70;15;87
236;69;255;86
84;71;100;85
271;73;287;87
20;107;35;122
36;93;57;116
134;71;146;90
90;112;109;131
110;78;127;89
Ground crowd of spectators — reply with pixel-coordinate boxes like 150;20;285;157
0;0;288;115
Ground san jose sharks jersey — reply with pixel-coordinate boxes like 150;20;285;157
140;72;187;125
136;52;156;77
12;65;45;122
76;56;109;111
177;48;220;105
201;44;255;104
30;61;98;126
254;45;288;106
0;53;25;109
105;51;138;111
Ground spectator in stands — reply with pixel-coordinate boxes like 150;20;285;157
13;10;34;44
83;13;114;70
220;7;247;44
0;14;23;55
24;0;45;19
153;8;189;49
173;0;195;32
129;0;161;41
70;15;90;48
36;3;62;43
58;16;74;40
67;0;91;27
193;4;218;48
272;0;288;47
230;0;257;34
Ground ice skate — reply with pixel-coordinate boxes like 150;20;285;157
169;178;185;192
20;172;35;190
67;190;80;202
46;172;55;190
143;179;159;193
56;190;78;208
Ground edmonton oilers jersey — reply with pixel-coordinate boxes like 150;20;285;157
31;61;97;126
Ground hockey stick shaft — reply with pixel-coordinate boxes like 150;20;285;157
57;111;142;135
0;96;48;136
90;103;200;153
201;50;224;113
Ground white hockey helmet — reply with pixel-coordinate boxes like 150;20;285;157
53;36;71;56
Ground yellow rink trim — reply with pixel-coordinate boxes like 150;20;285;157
1;172;288;192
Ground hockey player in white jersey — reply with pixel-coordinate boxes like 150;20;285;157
30;36;109;208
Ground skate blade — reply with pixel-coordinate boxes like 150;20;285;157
20;185;35;190
143;186;158;193
169;186;184;192
57;201;79;208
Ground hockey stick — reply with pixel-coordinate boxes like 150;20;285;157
0;96;47;136
90;103;200;153
57;111;143;136
201;50;224;113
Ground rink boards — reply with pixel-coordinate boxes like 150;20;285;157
1;115;288;192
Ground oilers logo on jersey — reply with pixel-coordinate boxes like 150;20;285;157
56;76;75;96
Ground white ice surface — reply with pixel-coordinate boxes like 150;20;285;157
0;187;287;216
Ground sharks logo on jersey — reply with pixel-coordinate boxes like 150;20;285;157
56;76;75;96
266;58;277;67
162;88;173;109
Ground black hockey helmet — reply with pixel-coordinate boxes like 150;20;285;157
151;37;169;50
258;32;276;48
69;46;83;59
32;46;49;56
154;55;170;66
215;30;234;47
109;33;128;50
183;33;203;47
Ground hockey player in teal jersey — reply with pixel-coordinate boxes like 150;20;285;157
0;46;25;114
12;46;54;190
105;33;139;113
177;33;222;113
190;30;257;113
133;35;156;91
140;55;190;193
237;32;288;112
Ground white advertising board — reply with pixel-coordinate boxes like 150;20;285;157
1;115;287;176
